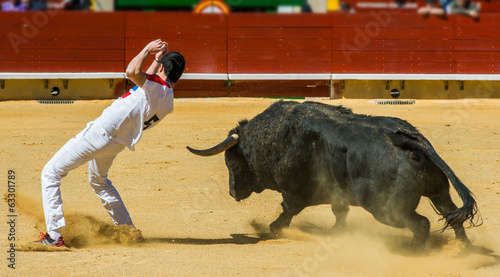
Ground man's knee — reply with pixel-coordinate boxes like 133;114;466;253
89;174;110;189
41;163;51;178
42;162;60;185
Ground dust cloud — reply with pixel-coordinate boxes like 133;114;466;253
11;193;143;250
254;216;500;277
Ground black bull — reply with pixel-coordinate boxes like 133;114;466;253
187;101;480;245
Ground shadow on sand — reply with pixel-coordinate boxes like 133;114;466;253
145;233;273;246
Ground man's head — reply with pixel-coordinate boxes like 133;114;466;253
159;52;185;83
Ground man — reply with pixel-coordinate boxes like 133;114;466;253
449;0;479;19
417;0;446;16
35;39;185;247
1;0;28;11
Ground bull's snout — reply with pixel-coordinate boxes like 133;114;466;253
229;188;241;202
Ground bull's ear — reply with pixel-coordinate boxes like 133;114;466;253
237;119;249;127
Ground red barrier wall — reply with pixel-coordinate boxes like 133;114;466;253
332;13;500;74
0;12;125;72
1;12;499;75
125;12;227;74
228;13;333;74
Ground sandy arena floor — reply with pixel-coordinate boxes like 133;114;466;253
1;98;500;276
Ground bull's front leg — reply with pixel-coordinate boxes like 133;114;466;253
269;192;305;235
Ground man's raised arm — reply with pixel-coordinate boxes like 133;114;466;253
146;44;168;75
126;39;167;87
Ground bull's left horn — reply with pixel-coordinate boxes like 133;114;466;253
187;134;239;156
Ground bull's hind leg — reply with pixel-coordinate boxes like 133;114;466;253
406;212;431;246
330;199;349;232
372;211;430;248
269;192;305;235
428;193;470;244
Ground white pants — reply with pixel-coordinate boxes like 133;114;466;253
41;122;133;232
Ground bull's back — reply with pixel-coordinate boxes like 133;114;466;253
240;101;430;200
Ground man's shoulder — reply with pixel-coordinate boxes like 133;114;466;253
145;74;171;88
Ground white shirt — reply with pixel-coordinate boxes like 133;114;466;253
94;74;174;151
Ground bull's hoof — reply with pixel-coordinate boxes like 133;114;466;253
457;237;471;249
329;222;347;235
269;223;285;237
407;238;428;252
456;233;471;246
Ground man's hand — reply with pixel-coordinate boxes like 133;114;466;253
146;41;168;75
155;42;168;61
126;39;167;87
146;39;167;55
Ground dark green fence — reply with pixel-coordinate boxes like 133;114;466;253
115;0;304;12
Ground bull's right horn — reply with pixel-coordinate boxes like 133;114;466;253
186;134;239;157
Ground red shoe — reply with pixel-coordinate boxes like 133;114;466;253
33;232;67;248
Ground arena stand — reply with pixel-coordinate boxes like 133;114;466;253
347;0;500;13
0;11;499;100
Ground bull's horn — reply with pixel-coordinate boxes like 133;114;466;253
186;134;239;156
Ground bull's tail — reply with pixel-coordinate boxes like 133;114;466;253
393;133;481;231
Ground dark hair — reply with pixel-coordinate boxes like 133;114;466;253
160;52;185;83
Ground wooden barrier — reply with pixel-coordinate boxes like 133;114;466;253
1;12;499;75
229;80;330;98
227;13;333;74
124;12;228;98
0;12;125;72
478;0;500;13
1;12;499;99
332;13;500;74
125;12;227;74
227;13;332;97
